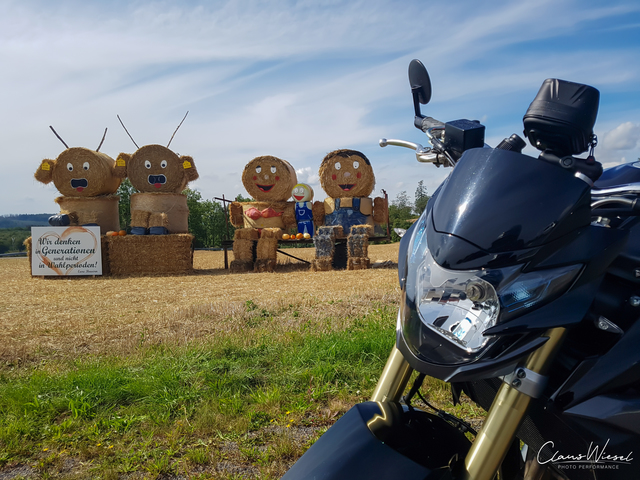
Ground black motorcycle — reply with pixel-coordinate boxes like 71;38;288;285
283;60;640;480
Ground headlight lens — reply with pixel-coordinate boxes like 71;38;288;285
402;213;582;364
414;249;501;353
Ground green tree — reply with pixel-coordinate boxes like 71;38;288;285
116;179;137;231
0;228;30;253
184;188;239;248
185;189;207;247
388;191;414;242
414;180;430;215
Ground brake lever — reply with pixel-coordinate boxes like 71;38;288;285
379;138;442;164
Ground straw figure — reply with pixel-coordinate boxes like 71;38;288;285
34;127;123;234
312;149;387;271
114;115;198;235
229;156;297;273
292;183;315;238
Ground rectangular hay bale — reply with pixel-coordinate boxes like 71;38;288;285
105;234;194;275
257;238;278;259
348;234;369;258
348;257;370;270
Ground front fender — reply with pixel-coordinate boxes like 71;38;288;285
282;401;470;480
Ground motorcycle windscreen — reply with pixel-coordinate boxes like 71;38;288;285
431;148;591;255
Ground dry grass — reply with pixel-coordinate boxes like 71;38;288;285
0;244;400;363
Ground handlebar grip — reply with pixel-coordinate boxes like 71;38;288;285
421;116;445;131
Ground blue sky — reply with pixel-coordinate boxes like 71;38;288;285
2;0;640;216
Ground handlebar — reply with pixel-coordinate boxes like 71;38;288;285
591;184;640;197
379;138;452;166
379;138;428;152
591;182;640;217
416;116;445;132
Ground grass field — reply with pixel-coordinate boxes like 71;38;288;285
0;245;484;479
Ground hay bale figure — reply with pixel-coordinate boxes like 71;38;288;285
292;183;315;238
34;128;123;234
229;156;297;273
114;144;198;235
311;149;387;271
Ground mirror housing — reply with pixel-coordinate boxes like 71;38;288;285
408;59;432;127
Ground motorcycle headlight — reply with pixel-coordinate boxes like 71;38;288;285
402;213;581;364
412;248;503;354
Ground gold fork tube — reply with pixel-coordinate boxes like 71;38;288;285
463;328;567;480
370;345;414;402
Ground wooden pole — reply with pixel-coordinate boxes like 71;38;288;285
214;195;233;270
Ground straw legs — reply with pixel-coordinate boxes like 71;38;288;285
130;210;169;235
312;224;372;271
230;228;283;273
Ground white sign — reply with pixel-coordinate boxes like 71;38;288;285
31;226;102;276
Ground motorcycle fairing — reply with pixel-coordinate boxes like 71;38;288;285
431;148;592;254
554;316;640;409
396;324;549;382
462;378;640;480
281;402;470;480
595;161;640;188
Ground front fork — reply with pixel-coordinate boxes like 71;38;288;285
371;328;567;480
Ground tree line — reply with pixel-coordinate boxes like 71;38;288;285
388;180;430;242
0;179;429;252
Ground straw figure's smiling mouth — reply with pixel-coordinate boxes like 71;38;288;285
339;184;355;191
257;184;274;192
294;195;305;201
148;175;167;188
71;178;88;192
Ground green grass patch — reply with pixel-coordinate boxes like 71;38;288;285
0;303;399;478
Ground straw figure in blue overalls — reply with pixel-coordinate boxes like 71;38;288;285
292;183;315;239
311;149;387;271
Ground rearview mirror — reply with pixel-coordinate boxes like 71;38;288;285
409;59;432;108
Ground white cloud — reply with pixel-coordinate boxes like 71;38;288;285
2;0;640;215
601;122;640;150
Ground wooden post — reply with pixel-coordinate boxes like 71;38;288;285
382;189;390;239
214;194;234;270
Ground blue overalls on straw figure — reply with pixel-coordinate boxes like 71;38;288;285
292;183;314;238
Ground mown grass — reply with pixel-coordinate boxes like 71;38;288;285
0;300;407;479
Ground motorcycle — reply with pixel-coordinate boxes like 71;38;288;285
282;59;640;480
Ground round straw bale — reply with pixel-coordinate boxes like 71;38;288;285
319;149;375;198
126;144;198;194
35;148;121;197
242;156;297;201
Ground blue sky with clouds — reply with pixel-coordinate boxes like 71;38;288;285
2;0;640;216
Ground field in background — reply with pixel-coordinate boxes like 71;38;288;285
0;244;400;363
0;244;485;480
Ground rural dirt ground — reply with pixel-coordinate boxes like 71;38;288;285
0;244;401;364
1;244;404;479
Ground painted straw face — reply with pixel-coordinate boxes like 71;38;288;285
125;144;198;193
242;156;297;202
35;147;121;197
292;183;314;203
319;150;375;198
